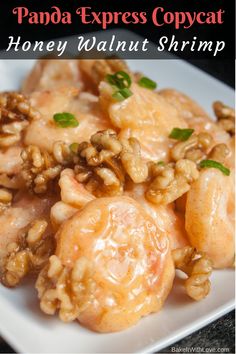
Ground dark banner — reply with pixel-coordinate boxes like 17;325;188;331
0;0;234;59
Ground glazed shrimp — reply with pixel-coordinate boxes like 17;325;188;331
99;82;187;161
24;87;113;152
36;196;174;332
79;59;134;94
159;89;230;146
0;145;23;176
22;59;83;94
50;168;95;230
185;168;235;268
125;183;189;250
52;169;189;250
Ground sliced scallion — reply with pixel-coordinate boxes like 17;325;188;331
112;88;133;101
138;76;157;90
199;159;230;176
53;112;79;128
169;128;194;141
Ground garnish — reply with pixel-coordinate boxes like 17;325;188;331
53;112;79;128
106;71;131;89
106;71;133;101
199;159;230;176
112;88;133;101
157;161;165;166
169;128;194;141
138;77;157;90
69;142;79;154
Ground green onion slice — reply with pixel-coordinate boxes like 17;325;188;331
138;76;157;90
53;112;79;128
112;88;133;101
157;161;165;166
169;128;194;141
69;143;79;154
106;71;131;89
199;159;230;176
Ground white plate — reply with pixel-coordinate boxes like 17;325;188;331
0;31;235;354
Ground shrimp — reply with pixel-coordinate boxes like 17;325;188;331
36;196;175;332
79;59;134;93
0;145;22;176
185;168;235;268
159;89;230;146
52;169;188;250
50;169;95;230
125;183;189;250
22;60;83;94
159;89;210;121
24;87;113;152
99;82;187;161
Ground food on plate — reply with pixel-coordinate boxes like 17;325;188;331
36;196;174;332
0;59;234;332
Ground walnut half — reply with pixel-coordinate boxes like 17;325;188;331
0;187;12;213
36;255;94;322
21;141;75;194
72;129;148;197
213;101;235;135
172;246;212;301
146;159;199;205
0;92;40;148
1;219;54;287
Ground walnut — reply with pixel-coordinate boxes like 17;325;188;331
36;255;95;322
172;246;212;301
0;187;12;212
81;129;122;166
146;159;199;205
21;130;148;196
0;173;24;190
0;92;40;147
208;143;230;163
171;132;213;163
213;101;235;135
21;141;74;194
1;219;54;287
72;130;148;197
52;141;74;166
94;167;122;196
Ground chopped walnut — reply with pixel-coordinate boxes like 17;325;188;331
146;159;199;205
0;173;24;190
36;255;95;322
52;141;74;166
171;132;213;163
94;167;122;196
208;143;230;163
1;219;54;287
213;101;235;135
21;141;75;194
0;92;40;147
172;246;212;301
72;130;148;197
81;129;122;166
21;130;148;196
0;187;12;212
